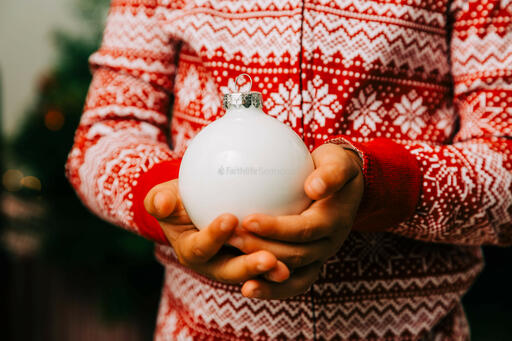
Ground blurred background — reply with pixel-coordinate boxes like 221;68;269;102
1;0;162;340
0;0;511;340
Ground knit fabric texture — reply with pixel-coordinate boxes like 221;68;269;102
66;0;512;339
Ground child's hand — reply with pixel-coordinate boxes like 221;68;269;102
144;180;290;284
228;144;364;299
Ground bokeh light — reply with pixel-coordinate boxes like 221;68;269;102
21;176;42;191
2;169;23;192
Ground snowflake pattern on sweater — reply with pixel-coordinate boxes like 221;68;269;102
66;0;512;339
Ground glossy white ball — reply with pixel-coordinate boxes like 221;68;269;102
178;107;314;230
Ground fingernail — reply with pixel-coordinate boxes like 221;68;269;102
246;221;260;232
229;236;243;249
251;252;272;272
220;219;233;232
257;262;270;272
310;177;326;194
153;192;166;212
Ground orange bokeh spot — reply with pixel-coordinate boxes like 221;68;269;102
45;110;65;131
21;176;42;191
2;169;23;192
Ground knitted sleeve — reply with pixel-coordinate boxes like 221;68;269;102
325;0;512;245
65;0;181;244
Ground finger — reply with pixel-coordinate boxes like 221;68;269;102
159;220;196;245
176;213;237;265
144;180;179;219
264;261;290;283
159;199;193;225
241;262;322;300
242;211;332;243
228;230;333;268
197;250;278;284
305;144;359;200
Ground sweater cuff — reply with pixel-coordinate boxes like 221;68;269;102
324;136;422;232
131;159;182;244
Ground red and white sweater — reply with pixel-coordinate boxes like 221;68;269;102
66;0;512;339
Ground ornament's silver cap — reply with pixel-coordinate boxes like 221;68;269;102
222;73;263;110
223;91;263;110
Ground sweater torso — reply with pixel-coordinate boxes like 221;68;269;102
70;0;512;339
143;1;477;339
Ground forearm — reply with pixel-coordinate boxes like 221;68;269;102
66;68;182;243
65;0;184;243
324;134;512;246
322;0;512;246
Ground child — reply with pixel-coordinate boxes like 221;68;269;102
66;0;512;339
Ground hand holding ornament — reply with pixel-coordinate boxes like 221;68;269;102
230;143;364;300
151;74;363;298
144;179;290;284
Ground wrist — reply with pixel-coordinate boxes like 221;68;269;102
320;136;421;232
325;137;364;170
343;147;363;172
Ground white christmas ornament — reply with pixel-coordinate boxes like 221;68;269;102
179;74;314;230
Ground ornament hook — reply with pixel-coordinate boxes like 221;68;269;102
235;73;252;93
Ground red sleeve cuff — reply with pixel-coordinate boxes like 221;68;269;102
131;159;182;244
324;136;422;232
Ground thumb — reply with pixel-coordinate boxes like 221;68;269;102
305;144;360;200
144;180;179;219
